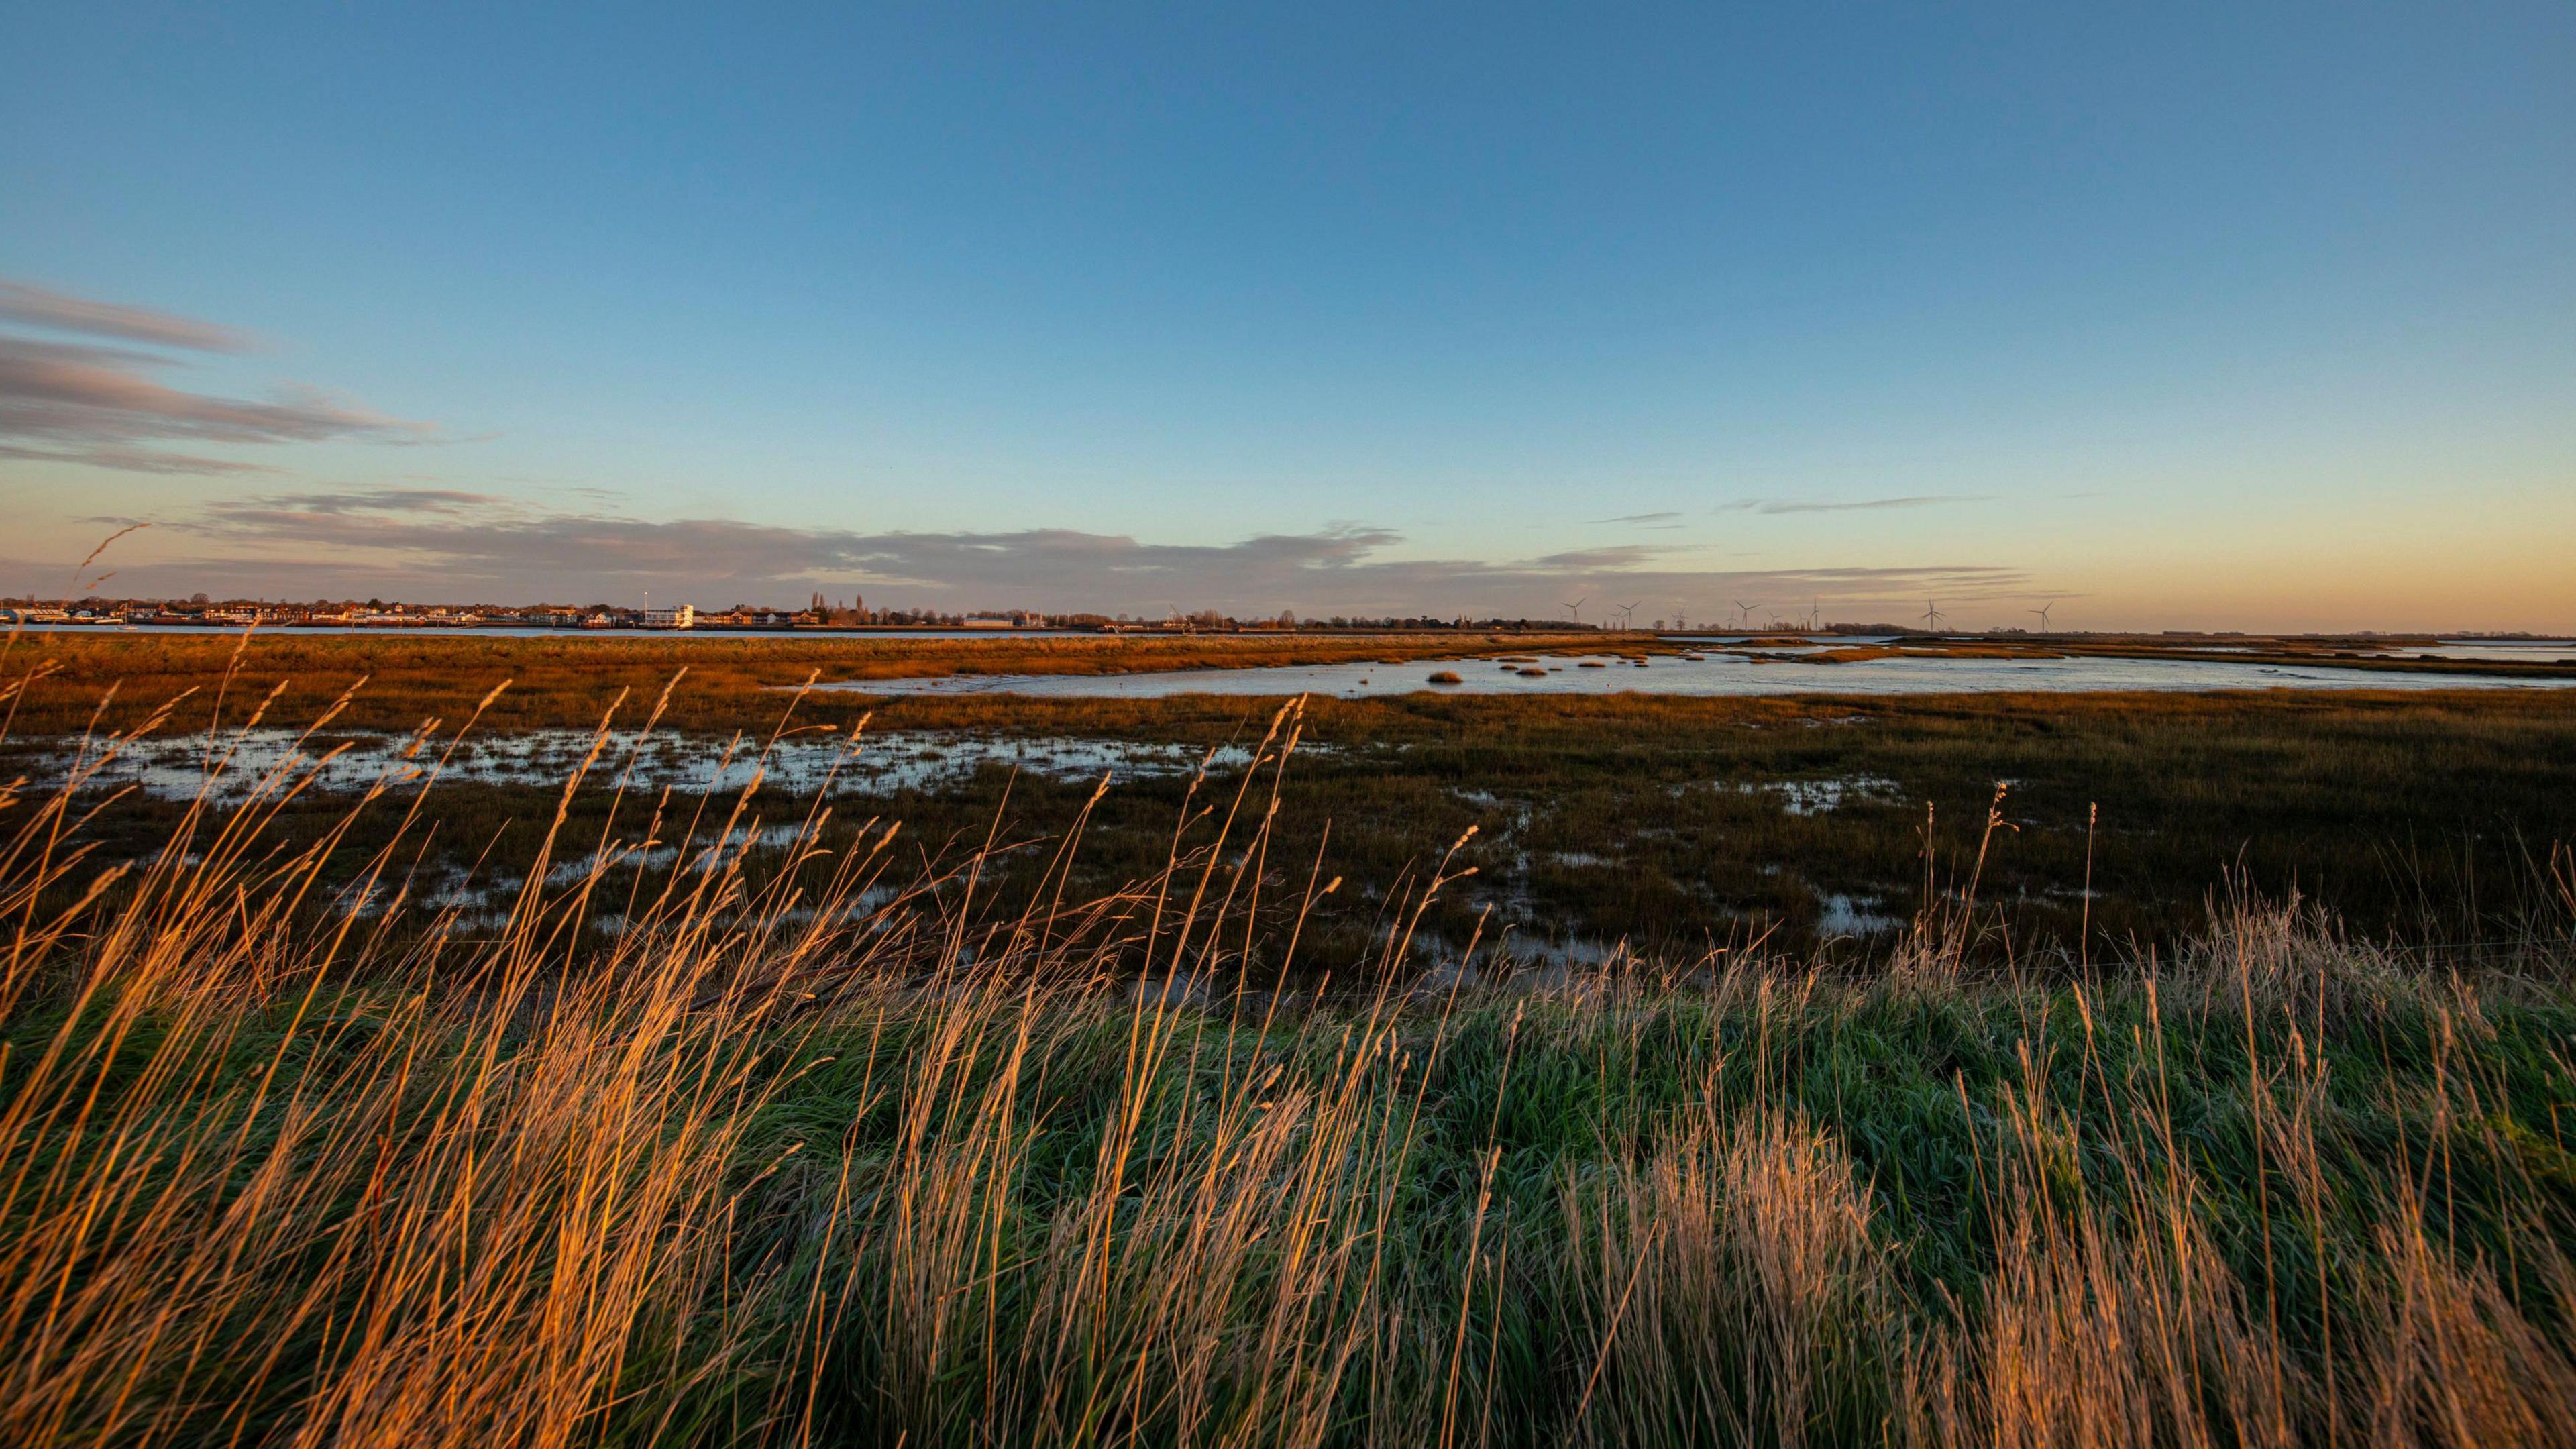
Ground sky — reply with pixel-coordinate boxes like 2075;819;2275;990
3;1;2572;631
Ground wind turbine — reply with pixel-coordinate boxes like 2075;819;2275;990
1732;600;1760;630
1921;600;1946;632
1562;597;1587;625
2029;600;2057;631
1618;600;1642;630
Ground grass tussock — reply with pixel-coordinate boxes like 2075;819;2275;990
3;682;2575;1446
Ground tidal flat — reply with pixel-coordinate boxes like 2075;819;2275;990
11;632;2576;961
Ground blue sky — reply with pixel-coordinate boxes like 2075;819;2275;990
3;2;2571;627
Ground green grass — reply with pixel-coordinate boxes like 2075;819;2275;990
10;900;2576;1446
736;941;2576;1446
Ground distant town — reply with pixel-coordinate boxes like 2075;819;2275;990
0;592;1622;633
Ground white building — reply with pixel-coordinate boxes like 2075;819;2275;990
642;604;696;629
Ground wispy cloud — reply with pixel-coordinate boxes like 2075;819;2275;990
95;487;2027;613
1719;494;1989;515
1584;511;1684;527
262;487;506;515
0;442;282;476
0;280;437;475
0;281;252;352
1527;544;1667;570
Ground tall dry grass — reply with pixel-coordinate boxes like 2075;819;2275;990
2;663;2573;1446
1567;1108;1890;1447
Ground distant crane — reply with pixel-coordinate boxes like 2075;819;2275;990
1562;597;1587;625
1732;600;1760;630
1921;600;1947;631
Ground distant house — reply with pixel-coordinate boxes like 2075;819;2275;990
642;604;696;629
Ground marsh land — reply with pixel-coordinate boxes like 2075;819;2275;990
14;630;2575;961
4;630;2574;1445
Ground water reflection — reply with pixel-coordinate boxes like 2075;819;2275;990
806;650;2567;700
